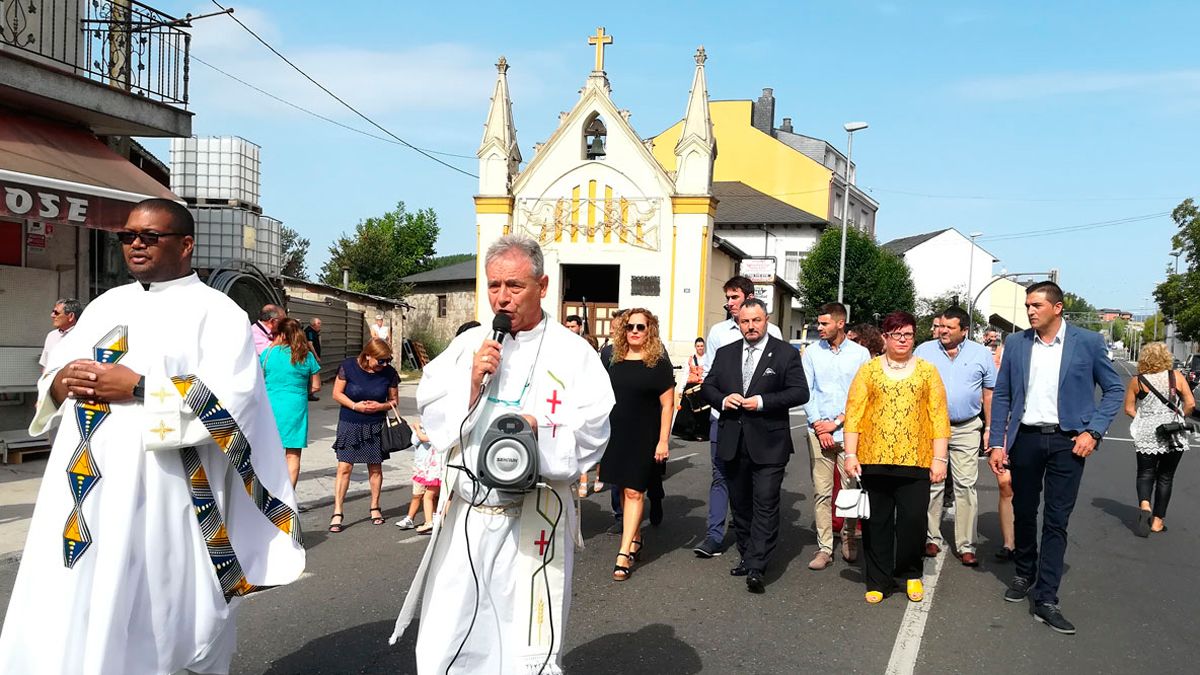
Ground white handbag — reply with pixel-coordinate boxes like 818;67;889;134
834;478;871;520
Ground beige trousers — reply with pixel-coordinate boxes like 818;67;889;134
808;431;854;554
927;417;983;553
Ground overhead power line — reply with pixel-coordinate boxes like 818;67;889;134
866;187;1179;203
210;1;477;178
977;212;1170;242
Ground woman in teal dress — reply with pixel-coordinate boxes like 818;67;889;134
260;318;322;486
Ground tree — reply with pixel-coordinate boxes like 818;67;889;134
318;202;439;298
1155;197;1200;341
280;225;310;279
427;253;475;270
1110;317;1128;345
1142;312;1167;342
915;288;987;339
1061;292;1103;331
798;227;915;325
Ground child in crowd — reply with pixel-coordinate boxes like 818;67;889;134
396;420;441;533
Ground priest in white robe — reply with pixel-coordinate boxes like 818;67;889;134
0;199;306;675
390;235;613;674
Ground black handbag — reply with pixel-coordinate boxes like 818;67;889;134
381;404;414;458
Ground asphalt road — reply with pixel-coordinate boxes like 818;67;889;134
2;357;1197;673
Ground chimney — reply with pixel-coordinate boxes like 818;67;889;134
780;117;793;134
752;88;775;136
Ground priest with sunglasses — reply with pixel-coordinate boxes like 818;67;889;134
0;199;305;674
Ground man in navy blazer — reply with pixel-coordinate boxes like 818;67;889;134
701;300;809;593
987;281;1124;635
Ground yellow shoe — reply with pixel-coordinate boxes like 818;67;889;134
906;579;924;602
865;591;884;604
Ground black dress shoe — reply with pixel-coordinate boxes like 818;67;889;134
1033;603;1077;635
746;571;765;594
994;547;1015;562
730;564;749;577
649;498;663;526
1004;576;1032;602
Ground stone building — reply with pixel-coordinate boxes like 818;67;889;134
399;258;477;346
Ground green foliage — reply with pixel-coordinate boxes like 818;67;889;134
798;227;915;324
406;324;448;362
1110;317;1128;345
915;289;988;338
1142;312;1167;342
1061;292;1103;331
280;225;310;279
1154;198;1200;341
428;253;475;270
318;201;439;298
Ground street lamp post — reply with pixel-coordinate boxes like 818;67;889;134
1170;250;1182;356
966;231;983;335
836;121;868;305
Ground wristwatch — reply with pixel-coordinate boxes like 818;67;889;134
132;376;146;400
1085;430;1103;442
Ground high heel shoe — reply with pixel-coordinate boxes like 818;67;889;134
613;553;634;581
629;538;643;563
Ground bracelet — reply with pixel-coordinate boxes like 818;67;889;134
933;456;949;464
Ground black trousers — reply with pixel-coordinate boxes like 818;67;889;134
1009;428;1085;605
861;473;930;593
1136;450;1185;519
724;442;786;573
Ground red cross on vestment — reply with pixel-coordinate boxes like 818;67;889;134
535;530;550;556
546;390;562;414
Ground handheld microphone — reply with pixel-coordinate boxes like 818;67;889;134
478;313;512;392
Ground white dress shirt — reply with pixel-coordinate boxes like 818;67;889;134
39;327;71;370
1022;320;1067;426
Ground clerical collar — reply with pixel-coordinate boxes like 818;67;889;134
138;272;199;293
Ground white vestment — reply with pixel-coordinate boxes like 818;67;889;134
0;274;306;675
390;317;613;674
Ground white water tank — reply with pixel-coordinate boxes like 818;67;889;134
170;136;261;206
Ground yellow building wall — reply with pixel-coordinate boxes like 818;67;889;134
652;100;835;219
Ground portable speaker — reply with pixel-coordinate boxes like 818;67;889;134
476;413;539;492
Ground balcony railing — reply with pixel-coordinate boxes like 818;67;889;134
0;0;189;106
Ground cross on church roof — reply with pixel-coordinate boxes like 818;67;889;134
695;46;707;65
588;26;613;72
497;55;509;74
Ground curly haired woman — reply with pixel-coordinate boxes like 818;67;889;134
601;308;676;581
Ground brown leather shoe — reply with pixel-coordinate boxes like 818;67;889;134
924;543;941;557
841;536;859;563
808;551;834;570
960;552;978;567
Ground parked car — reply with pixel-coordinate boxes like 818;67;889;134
1185;354;1200;388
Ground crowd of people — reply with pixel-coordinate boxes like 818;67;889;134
3;207;1188;672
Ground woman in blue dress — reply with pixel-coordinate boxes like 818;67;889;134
260;318;322;487
329;337;400;532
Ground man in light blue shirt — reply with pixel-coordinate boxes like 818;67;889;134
913;306;996;566
801;302;871;569
693;276;782;558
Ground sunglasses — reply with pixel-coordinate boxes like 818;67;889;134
116;230;187;246
51;310;63;316
624;323;648;332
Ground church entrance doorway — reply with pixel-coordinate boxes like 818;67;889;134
560;263;619;344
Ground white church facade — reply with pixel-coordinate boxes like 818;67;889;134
472;29;719;356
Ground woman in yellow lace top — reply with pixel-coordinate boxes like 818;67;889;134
844;311;950;606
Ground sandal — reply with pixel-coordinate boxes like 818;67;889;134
906;579;924;602
416;523;433;535
865;591;884;604
577;481;589;498
629;538;643;563
329;513;344;533
370;507;386;525
612;552;634;581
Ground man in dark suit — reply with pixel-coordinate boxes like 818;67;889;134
702;299;809;593
988;281;1124;635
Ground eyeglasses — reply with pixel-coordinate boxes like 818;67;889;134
624;323;647;332
886;331;916;342
116;230;187;246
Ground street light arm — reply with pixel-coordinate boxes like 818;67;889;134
971;272;1059;312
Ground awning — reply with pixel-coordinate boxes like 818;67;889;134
0;111;179;231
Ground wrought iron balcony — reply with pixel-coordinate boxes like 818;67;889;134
0;0;189;107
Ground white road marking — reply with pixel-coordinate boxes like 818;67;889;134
668;452;698;463
885;548;946;675
399;535;431;545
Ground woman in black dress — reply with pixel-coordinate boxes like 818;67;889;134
600;309;676;580
328;338;399;532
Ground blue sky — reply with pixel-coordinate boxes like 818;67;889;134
142;1;1200;312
